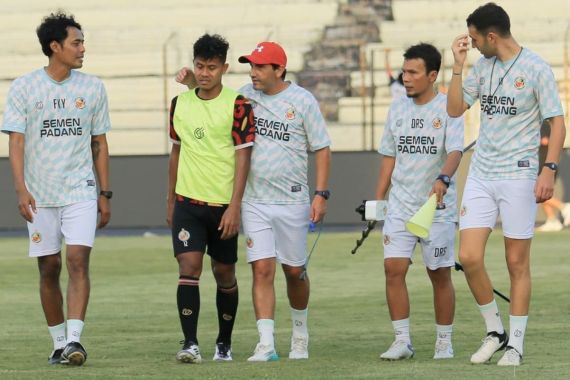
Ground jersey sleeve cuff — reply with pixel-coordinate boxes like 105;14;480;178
235;141;254;150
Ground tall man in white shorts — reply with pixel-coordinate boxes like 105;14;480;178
375;43;463;361
448;2;566;366
2;12;111;366
238;42;331;361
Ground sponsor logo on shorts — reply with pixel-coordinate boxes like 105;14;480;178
75;97;86;109
291;184;302;192
246;236;254;248
286;106;296;120
434;247;447;257
222;313;233;321
514;77;525;90
460;205;466;217
31;231;42;243
86;179;96;187
518;160;530;168
194;127;205;139
383;234;391;245
182;308;192;316
432;117;442;129
178;228;190;247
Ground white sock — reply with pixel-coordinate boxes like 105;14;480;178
48;322;66;349
257;319;275;348
392;318;411;344
66;319;84;343
508;315;528;355
436;324;453;344
291;307;308;337
478;299;504;334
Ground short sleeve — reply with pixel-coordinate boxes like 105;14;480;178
232;95;256;149
303;96;331;152
91;81;111;135
1;79;27;134
534;64;564;121
445;115;464;154
462;63;480;107
378;105;396;156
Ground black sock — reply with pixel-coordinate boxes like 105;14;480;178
216;282;238;345
177;275;200;344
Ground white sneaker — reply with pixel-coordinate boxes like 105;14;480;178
289;335;309;359
536;219;563;232
380;340;415;360
213;342;232;361
433;340;454;359
561;203;570;226
247;343;279;362
470;331;508;364
497;346;522;366
176;343;202;364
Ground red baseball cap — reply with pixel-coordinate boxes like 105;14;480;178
238;42;287;67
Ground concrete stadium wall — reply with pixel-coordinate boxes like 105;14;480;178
2;151;570;230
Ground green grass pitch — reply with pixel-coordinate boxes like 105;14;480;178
1;229;569;379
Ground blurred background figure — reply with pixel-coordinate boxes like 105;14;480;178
385;48;406;100
536;120;570;232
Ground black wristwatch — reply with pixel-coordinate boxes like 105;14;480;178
543;162;558;172
314;190;331;200
99;190;113;199
436;174;451;188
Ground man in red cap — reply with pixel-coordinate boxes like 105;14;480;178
238;41;331;362
177;40;331;361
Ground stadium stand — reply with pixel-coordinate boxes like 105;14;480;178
0;0;339;156
333;0;570;150
1;0;569;154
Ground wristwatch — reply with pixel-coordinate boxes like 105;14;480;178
436;174;451;188
314;190;331;200
543;162;558;172
99;190;113;199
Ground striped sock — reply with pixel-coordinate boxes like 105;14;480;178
177;275;200;344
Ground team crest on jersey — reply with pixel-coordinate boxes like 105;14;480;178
396;119;403;127
432;117;443;129
514;77;525;90
35;101;44;110
178;228;190;247
460;205;467;217
31;231;42;243
383;234;391;245
246;236;254;248
479;77;485;85
194;128;205;139
75;97;86;109
285;106;296;120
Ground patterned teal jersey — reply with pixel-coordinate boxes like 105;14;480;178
379;93;464;222
463;48;564;180
239;82;331;204
1;68;111;207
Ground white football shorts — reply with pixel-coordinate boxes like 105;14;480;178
242;201;310;267
27;200;98;257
